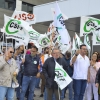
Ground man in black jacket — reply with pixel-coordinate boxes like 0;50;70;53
42;48;68;100
20;46;41;100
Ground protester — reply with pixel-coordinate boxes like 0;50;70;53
71;44;90;100
42;48;68;100
14;43;24;100
0;47;18;100
87;53;100;100
20;45;41;100
39;47;50;97
64;51;73;100
95;67;100;99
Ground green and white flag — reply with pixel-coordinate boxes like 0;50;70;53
28;26;40;41
4;15;29;44
84;34;91;49
80;16;100;37
74;33;80;49
38;34;51;48
54;61;72;90
93;33;100;45
72;37;76;50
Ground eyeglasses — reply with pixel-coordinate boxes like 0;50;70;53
10;51;14;54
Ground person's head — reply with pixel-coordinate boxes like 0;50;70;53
16;45;24;54
94;51;98;55
31;46;38;56
80;44;87;56
91;53;98;62
44;47;49;54
52;48;60;59
65;51;71;59
5;47;14;59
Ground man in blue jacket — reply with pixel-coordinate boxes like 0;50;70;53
20;46;41;100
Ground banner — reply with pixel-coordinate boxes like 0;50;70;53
54;62;72;90
4;15;29;44
93;33;100;45
12;10;36;24
80;16;100;37
84;34;91;49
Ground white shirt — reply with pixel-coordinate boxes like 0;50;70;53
72;54;90;80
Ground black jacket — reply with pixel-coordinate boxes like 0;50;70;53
42;57;68;89
23;54;40;76
95;68;100;84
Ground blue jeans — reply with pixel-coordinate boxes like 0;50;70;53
16;72;22;98
60;89;64;100
20;76;37;100
35;78;40;88
44;88;47;100
0;86;14;100
64;81;73;100
73;79;87;100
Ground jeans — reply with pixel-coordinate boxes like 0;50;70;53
20;76;37;100
35;78;40;88
73;79;87;100
44;88;47;100
64;81;73;100
60;89;65;100
0;86;14;100
16;72;22;98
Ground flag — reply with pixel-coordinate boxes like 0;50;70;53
28;26;40;41
54;61;72;90
51;8;68;20
54;2;70;45
38;34;51;48
80;40;83;45
74;33;80;49
12;10;36;24
4;15;29;44
72;37;76;50
80;16;100;37
84;34;91;49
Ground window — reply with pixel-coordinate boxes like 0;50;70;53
0;0;16;10
22;2;35;13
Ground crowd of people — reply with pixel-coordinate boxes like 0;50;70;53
0;43;100;100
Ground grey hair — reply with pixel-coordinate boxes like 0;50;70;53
52;47;60;53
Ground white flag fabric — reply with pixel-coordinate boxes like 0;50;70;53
4;15;29;44
72;37;76;50
84;34;91;49
93;33;100;45
80;16;100;37
51;8;68;20
74;33;80;49
28;26;40;41
54;61;72;90
54;2;70;45
38;34;51;48
12;10;36;24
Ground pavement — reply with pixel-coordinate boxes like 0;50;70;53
14;88;69;100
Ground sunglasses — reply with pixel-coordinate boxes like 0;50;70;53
10;51;14;54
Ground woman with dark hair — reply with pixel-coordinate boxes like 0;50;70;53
87;53;100;100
